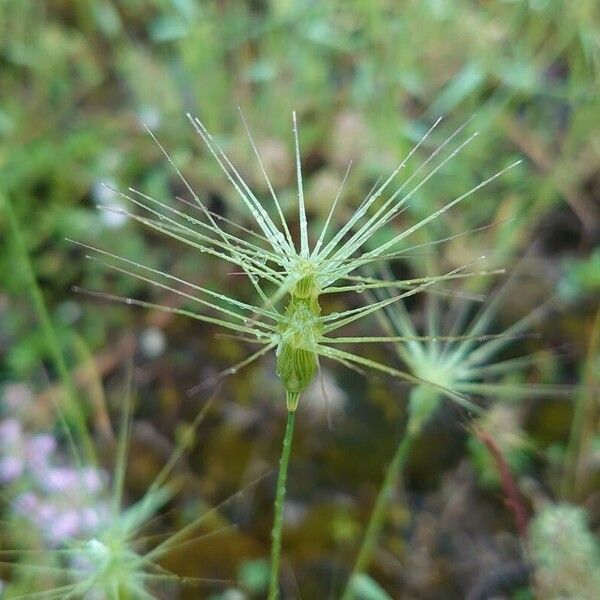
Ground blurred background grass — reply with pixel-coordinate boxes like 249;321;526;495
1;1;599;598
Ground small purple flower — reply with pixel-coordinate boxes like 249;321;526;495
1;418;109;546
80;503;111;534
47;509;82;544
28;434;57;462
36;501;58;526
0;455;24;482
0;419;25;483
81;468;105;494
0;418;21;444
42;467;79;493
15;491;39;513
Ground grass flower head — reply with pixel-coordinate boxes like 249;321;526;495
377;259;570;432
75;112;519;412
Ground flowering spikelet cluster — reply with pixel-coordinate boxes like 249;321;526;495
74;112;519;410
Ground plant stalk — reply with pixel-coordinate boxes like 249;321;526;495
2;191;93;461
562;306;600;500
341;428;416;600
268;408;297;600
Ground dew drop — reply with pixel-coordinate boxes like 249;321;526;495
356;283;366;294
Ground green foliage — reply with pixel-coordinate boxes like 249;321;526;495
349;574;393;600
238;558;270;595
559;249;600;300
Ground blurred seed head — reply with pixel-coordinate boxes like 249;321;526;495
529;503;600;599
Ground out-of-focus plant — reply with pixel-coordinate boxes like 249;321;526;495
529;503;600;600
0;387;237;599
341;258;571;598
558;249;600;301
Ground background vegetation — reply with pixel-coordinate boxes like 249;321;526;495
1;1;599;598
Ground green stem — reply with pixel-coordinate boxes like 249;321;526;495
341;428;416;600
118;586;132;600
268;409;297;600
562;306;600;500
2;191;92;461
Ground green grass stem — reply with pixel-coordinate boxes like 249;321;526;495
2;191;92;461
562;306;600;500
269;409;297;600
341;428;417;600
